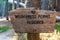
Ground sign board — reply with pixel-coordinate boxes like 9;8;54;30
9;8;56;33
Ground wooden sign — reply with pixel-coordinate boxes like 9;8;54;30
9;8;56;33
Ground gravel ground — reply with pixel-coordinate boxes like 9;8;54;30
0;17;18;40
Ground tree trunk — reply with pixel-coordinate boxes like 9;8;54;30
41;0;48;10
12;0;15;10
17;0;20;8
27;0;41;9
56;0;60;11
52;0;56;10
5;0;9;20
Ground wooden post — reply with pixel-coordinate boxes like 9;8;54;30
27;33;40;40
27;0;41;40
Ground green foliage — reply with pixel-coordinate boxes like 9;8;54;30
0;25;12;33
55;22;60;31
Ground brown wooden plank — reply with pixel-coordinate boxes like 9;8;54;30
9;9;56;33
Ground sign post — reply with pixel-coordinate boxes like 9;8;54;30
9;0;56;40
27;0;41;40
9;8;56;40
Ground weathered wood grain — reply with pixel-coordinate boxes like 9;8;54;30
9;8;56;33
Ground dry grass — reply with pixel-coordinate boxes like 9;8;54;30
40;22;60;40
40;30;60;40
